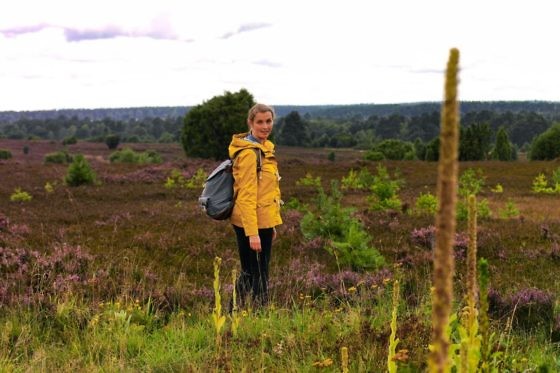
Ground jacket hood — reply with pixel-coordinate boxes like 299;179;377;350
228;132;274;159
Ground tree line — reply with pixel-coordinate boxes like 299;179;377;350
0;115;183;143
2;91;559;160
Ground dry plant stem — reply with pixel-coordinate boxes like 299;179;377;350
429;47;460;373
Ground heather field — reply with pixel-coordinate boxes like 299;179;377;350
1;138;560;371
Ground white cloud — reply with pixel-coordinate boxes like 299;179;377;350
1;0;559;110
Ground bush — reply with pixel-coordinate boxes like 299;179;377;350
109;147;162;164
10;188;32;202
458;168;486;198
0;149;12;160
185;168;208;189
529;123;560;160
341;168;375;191
489;288;555;331
65;154;97;186
62;136;77;145
44;150;73;164
414;192;438;215
532;170;560;194
498;199;520;219
296;172;321;188
367;165;403;211
369;139;416;160
363;150;385;161
105;134;120;150
457;198;492;221
301;182;384;270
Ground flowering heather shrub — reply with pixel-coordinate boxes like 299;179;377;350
410;225;469;257
270;258;392;300
281;209;304;235
508;287;554;330
0;244;94;308
487;287;555;331
0;213;9;231
102;163;175;184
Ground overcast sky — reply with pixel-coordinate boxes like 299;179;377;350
1;0;558;111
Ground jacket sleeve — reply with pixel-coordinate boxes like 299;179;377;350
233;149;259;236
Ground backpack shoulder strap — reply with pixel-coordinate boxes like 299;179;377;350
232;148;262;177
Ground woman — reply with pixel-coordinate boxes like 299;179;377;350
228;103;282;308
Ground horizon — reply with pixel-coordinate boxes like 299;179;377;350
2;99;560;114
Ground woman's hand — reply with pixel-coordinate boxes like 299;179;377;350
249;235;262;252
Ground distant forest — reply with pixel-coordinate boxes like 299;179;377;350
1;101;559;149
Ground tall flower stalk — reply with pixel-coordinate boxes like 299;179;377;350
429;48;460;373
212;257;226;350
458;194;481;372
388;280;400;373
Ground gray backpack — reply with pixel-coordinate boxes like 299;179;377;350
198;149;261;220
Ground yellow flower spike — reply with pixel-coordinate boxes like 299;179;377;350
348;286;357;293
341;347;349;373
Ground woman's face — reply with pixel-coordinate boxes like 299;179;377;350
249;111;274;143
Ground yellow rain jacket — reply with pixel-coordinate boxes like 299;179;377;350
228;133;282;237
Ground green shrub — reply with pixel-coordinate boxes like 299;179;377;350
498;199;520;219
109;147;162;164
364;150;385;161
529;123;560;160
10;188;32;202
369;139;416;160
65;154;97;186
327;151;336;162
491;183;503;193
301;181;384;270
457;198;492;220
23;145;29;155
296;172;321;188
414;192;438;215
185;168;207;189
328;221;385;271
44;150;73;164
368;165;403;211
0;149;12;160
301;182;354;240
105;134;120;150
458;168;485;198
532;170;560;194
62;136;77;145
341;168;375;190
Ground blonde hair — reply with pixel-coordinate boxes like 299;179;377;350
247;103;275;123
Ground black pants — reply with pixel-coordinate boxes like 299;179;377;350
232;225;273;308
